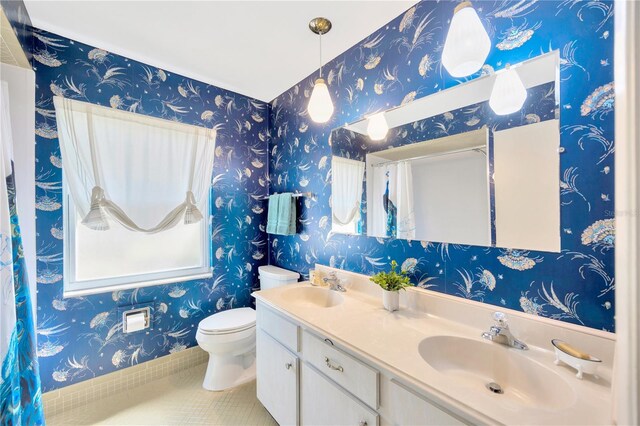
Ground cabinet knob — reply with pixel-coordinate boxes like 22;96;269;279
359;422;368;426
285;362;293;370
324;356;344;372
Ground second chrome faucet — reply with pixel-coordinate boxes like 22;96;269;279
323;271;347;292
481;312;528;350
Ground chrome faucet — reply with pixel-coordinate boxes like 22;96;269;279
481;312;528;350
323;271;346;292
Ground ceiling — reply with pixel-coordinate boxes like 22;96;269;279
2;7;30;68
24;1;416;102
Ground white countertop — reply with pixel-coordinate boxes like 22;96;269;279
253;280;613;426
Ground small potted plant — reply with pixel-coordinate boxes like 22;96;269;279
370;260;411;312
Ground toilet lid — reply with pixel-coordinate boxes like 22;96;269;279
198;307;256;334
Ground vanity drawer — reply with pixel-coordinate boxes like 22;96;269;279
257;304;299;353
386;379;466;426
302;330;379;409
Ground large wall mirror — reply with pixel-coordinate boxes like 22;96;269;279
330;51;561;253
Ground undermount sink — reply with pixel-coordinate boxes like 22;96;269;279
281;286;344;308
418;336;576;410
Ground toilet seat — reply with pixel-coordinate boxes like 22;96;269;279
198;307;256;335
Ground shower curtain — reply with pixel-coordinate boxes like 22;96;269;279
396;161;416;240
369;164;392;237
1;83;45;425
370;162;415;239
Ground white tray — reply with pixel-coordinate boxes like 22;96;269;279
552;339;601;379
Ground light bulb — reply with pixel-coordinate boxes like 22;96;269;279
308;78;334;123
367;112;389;141
489;67;527;115
441;2;491;77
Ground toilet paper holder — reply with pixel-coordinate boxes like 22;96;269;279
122;307;151;333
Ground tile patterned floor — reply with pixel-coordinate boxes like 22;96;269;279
45;364;277;425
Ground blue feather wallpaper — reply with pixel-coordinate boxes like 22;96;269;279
31;28;270;392
268;1;615;331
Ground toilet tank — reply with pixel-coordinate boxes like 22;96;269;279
258;265;300;290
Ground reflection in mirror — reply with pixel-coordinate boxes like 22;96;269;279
367;129;490;246
331;156;365;235
493;119;560;251
330;51;561;253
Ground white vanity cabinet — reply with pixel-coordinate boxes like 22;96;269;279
256;302;468;426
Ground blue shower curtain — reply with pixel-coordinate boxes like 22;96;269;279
383;170;397;238
1;85;45;425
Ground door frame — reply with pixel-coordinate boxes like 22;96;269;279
614;0;640;424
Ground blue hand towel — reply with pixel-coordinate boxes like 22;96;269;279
266;194;280;234
275;193;297;235
288;196;297;235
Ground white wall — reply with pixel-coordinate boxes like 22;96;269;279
411;152;491;246
1;63;36;312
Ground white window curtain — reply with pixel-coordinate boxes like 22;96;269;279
331;156;365;226
53;96;216;233
396;161;416;240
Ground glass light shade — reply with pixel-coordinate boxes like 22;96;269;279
441;3;491;77
367;112;389;141
308;78;334;123
489;67;528;115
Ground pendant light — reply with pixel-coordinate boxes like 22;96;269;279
367;112;389;141
489;66;528;115
441;1;491;77
307;17;334;123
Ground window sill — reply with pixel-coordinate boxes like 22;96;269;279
63;271;213;298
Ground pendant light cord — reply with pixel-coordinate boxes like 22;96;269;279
319;32;323;78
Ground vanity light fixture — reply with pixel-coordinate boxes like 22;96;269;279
489;65;528;115
367;112;389;141
441;1;491;77
307;17;334;123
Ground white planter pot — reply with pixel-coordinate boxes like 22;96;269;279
382;290;400;312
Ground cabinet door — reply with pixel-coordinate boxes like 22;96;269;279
301;363;379;426
257;330;299;426
384;379;465;426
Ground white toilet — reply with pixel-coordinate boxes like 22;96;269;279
196;265;300;391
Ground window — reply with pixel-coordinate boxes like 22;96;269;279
55;96;215;297
331;156;365;235
63;184;212;296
